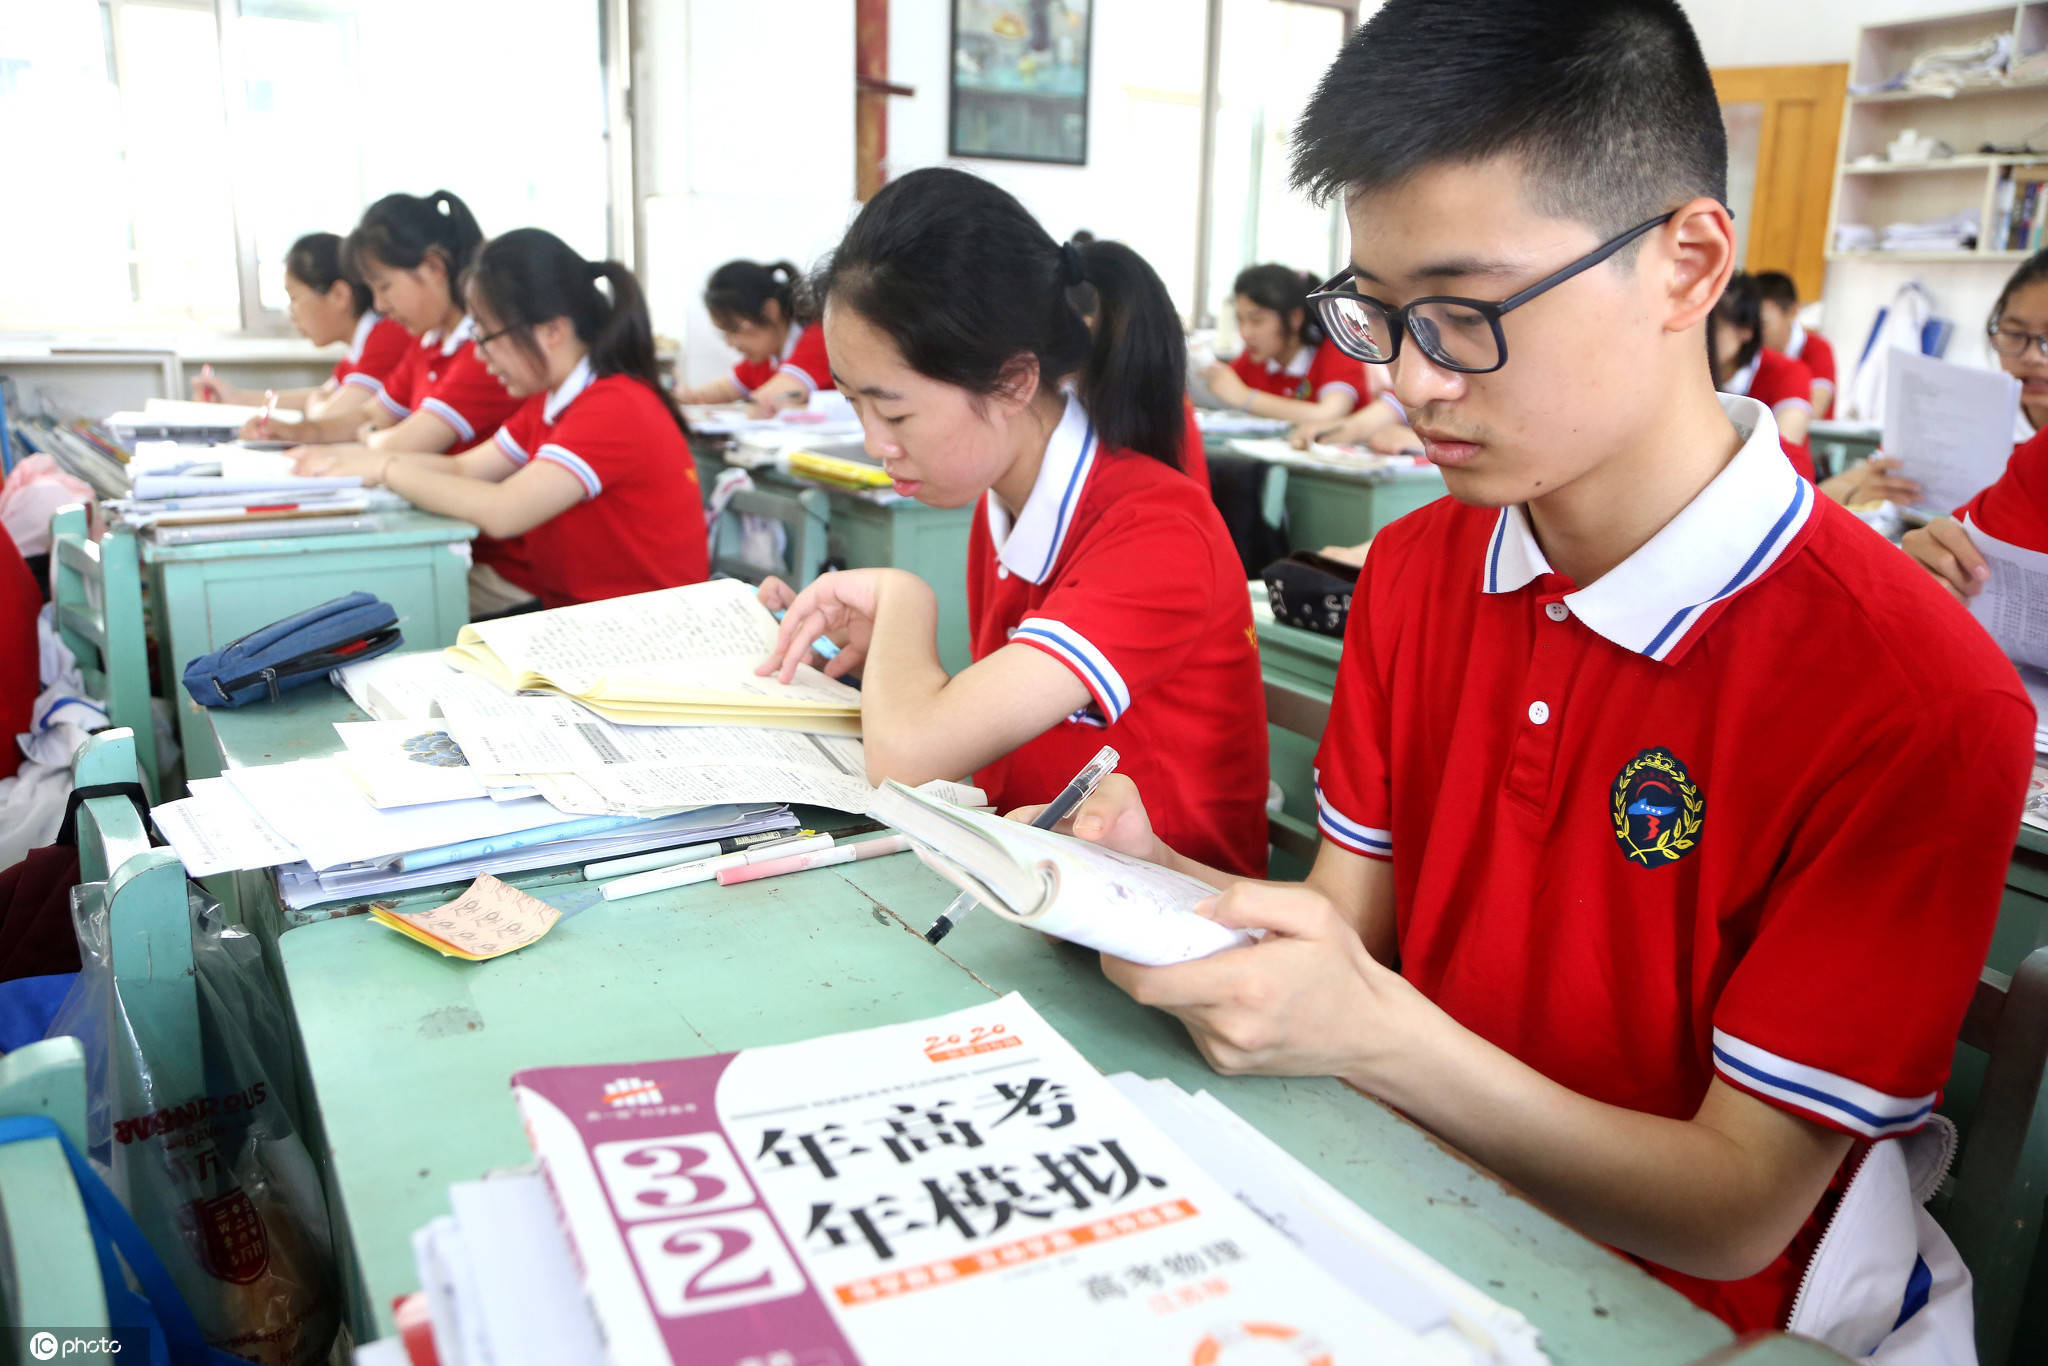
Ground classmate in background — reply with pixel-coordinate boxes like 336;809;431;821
757;167;1269;876
1711;272;1815;479
1987;250;2048;443
1048;2;2027;1351
257;191;521;454
1290;393;1420;454
1203;264;1369;433
292;230;706;612
1754;271;1835;418
674;260;831;417
192;232;411;424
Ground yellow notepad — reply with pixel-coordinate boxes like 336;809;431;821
370;875;561;961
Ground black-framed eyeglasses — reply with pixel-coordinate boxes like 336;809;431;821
472;325;511;352
1305;212;1677;375
1988;324;2048;360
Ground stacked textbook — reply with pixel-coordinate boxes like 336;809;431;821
376;996;1545;1366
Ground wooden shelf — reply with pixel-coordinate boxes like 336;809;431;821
1849;73;2048;105
1826;249;2031;263
1840;155;2048;175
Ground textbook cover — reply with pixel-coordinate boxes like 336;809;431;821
512;994;1442;1365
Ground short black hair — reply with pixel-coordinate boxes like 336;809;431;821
284;232;370;315
1992;249;2048;331
1713;271;1763;380
1754;271;1800;309
1291;0;1726;237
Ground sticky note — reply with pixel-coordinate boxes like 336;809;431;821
370;874;562;961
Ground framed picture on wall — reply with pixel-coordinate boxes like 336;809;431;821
947;0;1093;165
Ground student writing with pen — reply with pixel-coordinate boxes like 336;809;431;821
755;169;1270;878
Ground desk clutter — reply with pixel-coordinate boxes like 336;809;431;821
385;995;1543;1366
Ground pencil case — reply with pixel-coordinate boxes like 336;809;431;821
182;592;402;708
1261;551;1362;639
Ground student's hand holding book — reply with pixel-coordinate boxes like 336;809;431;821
1902;516;1991;601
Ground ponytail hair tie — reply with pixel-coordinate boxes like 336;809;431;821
1059;240;1087;287
587;261;606;282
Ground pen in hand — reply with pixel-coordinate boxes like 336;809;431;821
924;745;1119;945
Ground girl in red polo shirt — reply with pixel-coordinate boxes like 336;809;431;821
194;232;411;424
674;259;833;418
1902;425;2048;600
257;191;522;456
1202;263;1370;437
758;168;1269;876
1712;272;1816;481
291;229;707;611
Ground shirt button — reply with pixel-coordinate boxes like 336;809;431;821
1545;602;1569;622
1528;700;1550;725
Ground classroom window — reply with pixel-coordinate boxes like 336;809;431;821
0;0;619;335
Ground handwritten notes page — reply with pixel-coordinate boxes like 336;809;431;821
1886;349;2021;515
370;875;562;961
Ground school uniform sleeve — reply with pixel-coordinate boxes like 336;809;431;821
518;384;639;500
416;344;520;445
1308;537;1396;860
377;346;423;419
490;395;548;467
335;317;414;398
1709;690;2033;1138
1956;427;2048;549
1308;339;1367;410
1007;503;1236;728
774;326;832;394
1802;333;1837;390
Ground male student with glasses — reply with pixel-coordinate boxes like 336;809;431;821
1040;1;2030;1355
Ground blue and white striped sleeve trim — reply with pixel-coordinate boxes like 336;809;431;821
420;396;476;443
340;371;387;398
1379;391;1405;422
494;427;530;465
776;363;823;394
376;389;411;419
1316;380;1360;406
1314;777;1391;859
536;442;602;499
1011;617;1131;723
1711;1029;1935;1139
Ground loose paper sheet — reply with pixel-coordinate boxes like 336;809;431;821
152;778;304;876
1964;517;2048;670
1886;349;2021;515
370;874;561;960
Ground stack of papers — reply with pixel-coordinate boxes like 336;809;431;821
105;396;302;439
1850;32;2010;96
376;995;1543;1366
1878;210;1981;252
109;441;403;543
1834;223;1879;253
1227;435;1442;481
1193;407;1290;437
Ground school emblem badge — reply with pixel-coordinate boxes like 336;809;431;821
1610;746;1705;868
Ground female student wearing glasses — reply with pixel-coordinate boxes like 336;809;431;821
291;229;707;611
756;168;1269;877
1901;250;2048;593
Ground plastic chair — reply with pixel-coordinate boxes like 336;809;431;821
0;1036;111;1335
1932;943;2048;1366
51;505;158;800
1263;677;1329;869
711;484;830;587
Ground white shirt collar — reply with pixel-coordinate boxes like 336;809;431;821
782;323;805;362
1480;393;1815;664
1786;320;1808;359
420;315;477;356
1722;354;1759;397
984;393;1099;585
543;356;595;424
347;311;379;363
1264;343;1314;378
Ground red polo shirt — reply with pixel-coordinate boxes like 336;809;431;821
1179;400;1211;493
1230;337;1367;412
490;360;708;608
1314;394;2032;1332
377;317;522;446
968;395;1268;877
331;312;412;401
1787;324;1836;420
731;323;831;397
1955;425;2048;550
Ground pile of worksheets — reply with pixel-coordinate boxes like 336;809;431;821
110;439;405;545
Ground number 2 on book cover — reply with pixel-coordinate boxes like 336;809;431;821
625;1209;808;1318
595;1132;757;1221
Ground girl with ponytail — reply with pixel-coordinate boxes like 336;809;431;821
758;167;1269;876
294;228;707;611
267;190;521;455
676;259;833;416
1203;262;1374;435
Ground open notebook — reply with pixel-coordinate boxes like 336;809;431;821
444;580;862;732
869;779;1253;966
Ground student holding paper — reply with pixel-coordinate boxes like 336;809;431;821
757;168;1269;877
293;230;707;610
1038;2;2032;1353
258;192;521;456
192;233;411;424
674;260;833;418
1902;425;2048;600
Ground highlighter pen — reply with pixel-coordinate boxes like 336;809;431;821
199;363;218;401
582;827;812;880
924;744;1119;945
601;833;835;901
716;835;913;886
771;608;841;662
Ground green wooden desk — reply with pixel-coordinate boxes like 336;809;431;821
1208;433;1447;551
228;694;1734;1363
133;512;475;788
